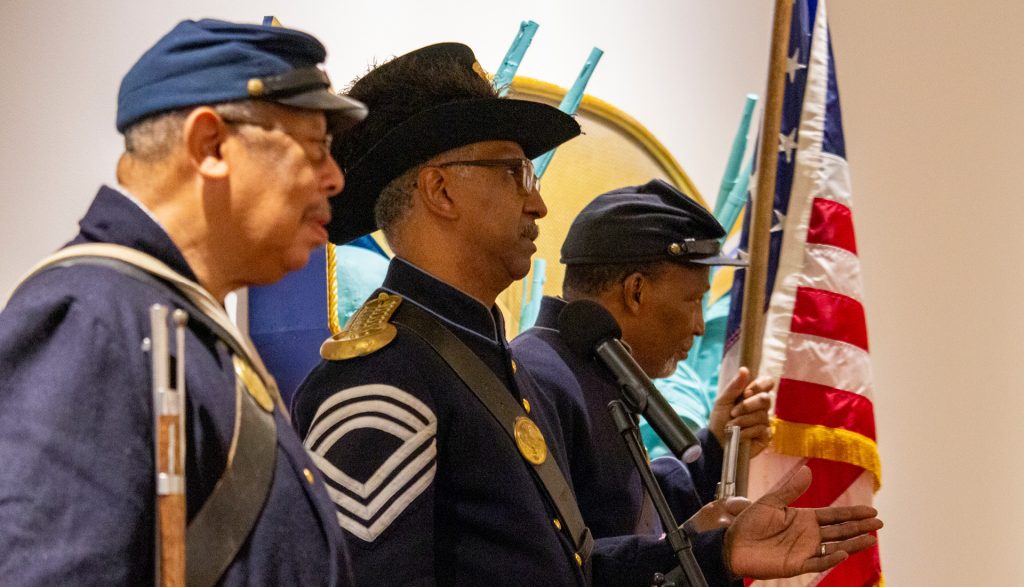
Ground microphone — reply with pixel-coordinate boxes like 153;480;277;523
557;300;702;463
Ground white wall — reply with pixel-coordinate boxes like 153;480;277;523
0;1;1019;584
829;1;1024;584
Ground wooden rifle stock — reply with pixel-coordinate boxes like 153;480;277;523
150;305;187;586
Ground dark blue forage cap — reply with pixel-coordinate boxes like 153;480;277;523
560;179;746;266
116;19;366;133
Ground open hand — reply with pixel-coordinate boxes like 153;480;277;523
724;466;882;579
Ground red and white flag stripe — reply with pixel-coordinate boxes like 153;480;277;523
721;1;882;585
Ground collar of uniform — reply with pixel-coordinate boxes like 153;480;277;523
380;257;506;345
532;295;567;331
115;183;167;230
72;185;200;283
529;295;636;354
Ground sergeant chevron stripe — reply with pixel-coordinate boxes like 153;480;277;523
304;384;437;542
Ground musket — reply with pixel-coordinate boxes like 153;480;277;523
493;20;540;96
150;305;188;587
715;425;741;500
533;46;604;178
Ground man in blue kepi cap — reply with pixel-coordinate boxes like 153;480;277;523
512;179;881;583
0;19;364;585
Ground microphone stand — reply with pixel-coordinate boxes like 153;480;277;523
608;400;708;587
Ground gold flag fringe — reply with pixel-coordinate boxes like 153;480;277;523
772;418;882;490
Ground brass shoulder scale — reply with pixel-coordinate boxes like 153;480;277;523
233;356;275;413
320;293;402;361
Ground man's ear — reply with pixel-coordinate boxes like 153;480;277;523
183;107;230;179
621;272;646;315
415;166;458;220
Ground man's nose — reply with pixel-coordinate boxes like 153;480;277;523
523;185;548;219
322;156;344;198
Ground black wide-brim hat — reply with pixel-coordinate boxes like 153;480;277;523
326;43;581;245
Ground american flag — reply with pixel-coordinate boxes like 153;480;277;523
720;1;883;585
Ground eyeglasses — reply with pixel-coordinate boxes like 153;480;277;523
220;116;333;165
436;158;540;194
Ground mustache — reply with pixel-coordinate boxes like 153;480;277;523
520;222;540;241
303;202;332;225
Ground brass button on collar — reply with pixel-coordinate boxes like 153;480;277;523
303;468;315;485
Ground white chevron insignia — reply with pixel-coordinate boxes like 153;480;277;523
304;384;437;542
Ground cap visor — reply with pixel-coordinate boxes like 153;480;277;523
275;90;368;131
688;254;748;267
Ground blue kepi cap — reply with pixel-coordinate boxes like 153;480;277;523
561;179;747;267
116;19;365;133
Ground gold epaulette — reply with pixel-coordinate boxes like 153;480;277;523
320;292;403;361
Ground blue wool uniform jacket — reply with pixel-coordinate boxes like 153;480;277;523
293;258;588;586
0;187;353;586
512;295;737;586
293;259;730;586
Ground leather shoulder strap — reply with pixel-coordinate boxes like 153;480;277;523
391;301;594;567
13;245;278;587
13;243;285;413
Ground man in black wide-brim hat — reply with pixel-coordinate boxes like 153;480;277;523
291;43;882;586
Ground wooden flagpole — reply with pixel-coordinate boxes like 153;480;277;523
735;0;794;497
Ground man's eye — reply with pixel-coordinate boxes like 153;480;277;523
307;139;330;163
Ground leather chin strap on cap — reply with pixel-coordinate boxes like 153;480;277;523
666;238;722;258
247;66;331;98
